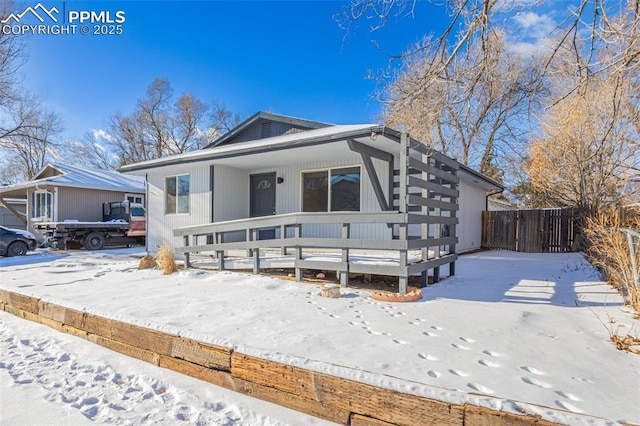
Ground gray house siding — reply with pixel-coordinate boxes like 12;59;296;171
136;154;393;252
55;187;133;222
221;120;318;145
0;201;26;229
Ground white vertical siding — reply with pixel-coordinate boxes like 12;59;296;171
248;156;392;240
457;180;486;252
128;154;397;252
138;163;211;252
213;166;249;221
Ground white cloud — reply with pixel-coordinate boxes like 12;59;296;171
513;11;556;38
90;128;116;143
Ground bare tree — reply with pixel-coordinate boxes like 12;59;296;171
0;0;24;105
526;76;639;209
0;94;63;180
109;77;237;164
383;29;545;181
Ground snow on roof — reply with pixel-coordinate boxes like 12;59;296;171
121;124;385;172
0;163;144;197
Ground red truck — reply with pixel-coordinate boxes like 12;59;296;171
36;201;146;250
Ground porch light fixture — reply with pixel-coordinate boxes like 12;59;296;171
277;177;284;184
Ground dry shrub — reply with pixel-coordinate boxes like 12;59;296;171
155;243;177;275
584;207;640;313
611;334;640;354
138;255;157;270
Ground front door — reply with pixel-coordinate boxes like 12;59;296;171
250;172;276;239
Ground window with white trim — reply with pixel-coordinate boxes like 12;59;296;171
165;174;190;214
125;193;144;205
31;191;53;220
302;166;361;212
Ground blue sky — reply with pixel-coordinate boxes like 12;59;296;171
17;0;452;140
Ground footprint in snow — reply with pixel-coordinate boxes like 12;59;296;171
459;337;475;343
427;370;441;378
431;325;443;331
522;377;552;388
555;400;584;413
418;353;438;361
451;343;471;350
482;350;501;357
555;390;582;401
478;359;501;368
467;383;494;394
449;369;469;377
521;366;545;375
392;339;409;345
422;331;438;337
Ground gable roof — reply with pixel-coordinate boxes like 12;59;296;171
121;124;386;172
0;163;144;199
204;111;330;148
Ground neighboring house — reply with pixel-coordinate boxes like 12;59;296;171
120;112;502;291
488;196;516;211
0;163;145;237
0;199;27;230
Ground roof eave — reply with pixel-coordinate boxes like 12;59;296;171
121;125;392;173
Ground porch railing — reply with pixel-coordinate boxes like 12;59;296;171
174;211;457;294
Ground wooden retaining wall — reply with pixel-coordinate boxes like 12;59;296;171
0;289;560;426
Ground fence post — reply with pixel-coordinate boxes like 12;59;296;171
622;228;640;289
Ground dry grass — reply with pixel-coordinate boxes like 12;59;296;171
155;243;177;275
138;255;157;270
584;207;640;314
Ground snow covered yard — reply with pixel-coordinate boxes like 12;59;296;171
1;248;639;425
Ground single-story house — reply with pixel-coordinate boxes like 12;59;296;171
0;163;145;237
0;199;27;230
120;112;502;292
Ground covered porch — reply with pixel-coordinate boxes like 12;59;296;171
174;131;460;294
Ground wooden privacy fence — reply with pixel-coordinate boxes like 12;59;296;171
482;208;584;253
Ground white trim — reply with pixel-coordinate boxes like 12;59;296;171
30;190;54;222
164;173;191;215
299;165;362;213
125;193;145;205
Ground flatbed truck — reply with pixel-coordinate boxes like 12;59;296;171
36;201;146;250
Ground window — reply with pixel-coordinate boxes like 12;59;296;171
125;193;144;204
302;167;360;212
31;191;52;220
165;174;190;214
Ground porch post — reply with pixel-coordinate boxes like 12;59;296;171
398;133;409;295
294;224;303;281
340;223;350;286
216;232;225;271
252;228;260;274
183;235;190;269
281;224;287;255
399;223;408;295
